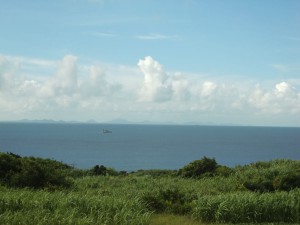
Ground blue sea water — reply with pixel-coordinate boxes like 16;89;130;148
0;123;299;171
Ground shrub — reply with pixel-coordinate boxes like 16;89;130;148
243;179;274;192
0;153;22;180
141;191;165;213
0;152;72;189
90;165;120;176
91;165;108;175
273;172;300;191
141;186;195;214
236;159;300;192
178;156;218;178
215;165;234;177
132;169;177;177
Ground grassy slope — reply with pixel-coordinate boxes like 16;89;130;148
1;175;299;225
0;153;300;225
150;214;205;225
150;214;300;225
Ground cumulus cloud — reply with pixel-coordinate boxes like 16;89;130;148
38;55;78;98
171;73;190;101
138;56;172;102
51;55;78;95
248;82;300;114
80;65;122;98
0;55;18;90
0;53;300;125
56;55;78;90
0;56;9;89
86;65;108;94
138;56;191;102
201;81;217;97
275;81;294;94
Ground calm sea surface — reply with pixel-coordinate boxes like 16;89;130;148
0;123;299;171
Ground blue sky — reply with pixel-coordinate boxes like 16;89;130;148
0;0;300;126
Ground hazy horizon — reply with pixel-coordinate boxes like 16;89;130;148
2;118;300;128
1;0;299;127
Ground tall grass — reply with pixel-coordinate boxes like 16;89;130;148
235;159;300;192
192;189;300;223
0;186;151;225
1;175;300;224
1;157;299;224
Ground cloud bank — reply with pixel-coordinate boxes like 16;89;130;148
0;54;299;126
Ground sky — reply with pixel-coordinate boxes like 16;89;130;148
0;0;300;126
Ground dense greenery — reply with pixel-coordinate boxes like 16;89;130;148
0;185;150;225
178;156;218;178
0;152;73;189
193;189;300;223
0;152;300;224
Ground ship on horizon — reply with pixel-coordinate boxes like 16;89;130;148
102;129;112;134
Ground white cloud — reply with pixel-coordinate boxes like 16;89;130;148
171;73;190;101
138;56;172;102
248;82;300;115
0;55;18;91
80;65;122;98
93;32;117;37
201;81;217;97
0;53;300;125
57;55;78;90
275;82;293;95
38;55;78;98
136;33;178;40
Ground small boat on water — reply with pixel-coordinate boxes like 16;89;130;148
102;129;112;134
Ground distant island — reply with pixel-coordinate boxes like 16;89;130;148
3;118;242;127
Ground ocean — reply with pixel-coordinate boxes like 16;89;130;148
0;123;299;171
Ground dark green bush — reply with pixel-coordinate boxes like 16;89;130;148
273;172;300;191
91;165;107;175
0;153;22;180
236;159;300;192
141;186;195;214
215;165;234;177
132;169;177;177
141;192;165;213
0;152;72;189
90;165;120;176
243;179;274;192
178;156;218;178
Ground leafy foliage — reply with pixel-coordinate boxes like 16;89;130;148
273;171;300;191
0;152;72;189
235;159;300;192
90;164;121;176
91;165;108;175
178;156;218;178
142;186;196;214
1;152;300;224
132;169;177;177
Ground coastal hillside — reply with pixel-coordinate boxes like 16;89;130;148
0;152;299;225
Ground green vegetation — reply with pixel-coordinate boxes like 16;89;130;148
178;156;218;178
0;152;300;224
0;152;73;189
151;214;205;225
